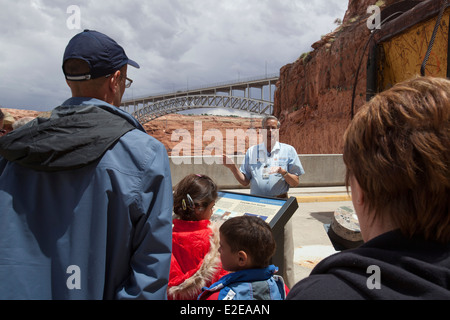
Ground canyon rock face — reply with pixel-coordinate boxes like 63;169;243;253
1;108;41;119
274;0;399;154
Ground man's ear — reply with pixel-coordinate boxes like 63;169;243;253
108;70;121;93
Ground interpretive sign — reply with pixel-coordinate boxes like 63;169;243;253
212;191;299;274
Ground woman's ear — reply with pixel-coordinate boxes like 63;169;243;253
350;175;365;207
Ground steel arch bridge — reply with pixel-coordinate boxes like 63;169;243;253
131;94;274;123
120;73;279;124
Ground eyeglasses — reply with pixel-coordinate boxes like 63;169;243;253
125;77;133;89
105;73;133;89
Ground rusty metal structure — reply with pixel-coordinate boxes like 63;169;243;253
367;0;449;98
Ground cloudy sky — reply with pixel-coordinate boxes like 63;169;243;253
0;0;348;112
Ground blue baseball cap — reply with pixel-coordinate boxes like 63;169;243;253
63;29;140;81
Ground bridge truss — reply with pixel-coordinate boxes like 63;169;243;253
131;94;274;123
120;74;279;124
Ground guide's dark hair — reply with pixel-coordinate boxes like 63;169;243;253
220;215;276;268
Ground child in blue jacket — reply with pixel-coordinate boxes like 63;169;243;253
198;215;287;300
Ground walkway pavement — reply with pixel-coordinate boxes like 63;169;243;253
224;186;354;286
290;187;353;284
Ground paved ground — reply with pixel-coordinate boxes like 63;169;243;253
225;186;354;285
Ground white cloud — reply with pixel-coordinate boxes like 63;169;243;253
0;0;347;111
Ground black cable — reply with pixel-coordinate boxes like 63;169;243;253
350;11;404;119
420;0;448;76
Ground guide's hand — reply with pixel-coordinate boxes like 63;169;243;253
269;166;282;174
222;154;235;169
270;166;288;176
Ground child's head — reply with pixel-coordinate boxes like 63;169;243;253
173;174;218;221
218;215;276;271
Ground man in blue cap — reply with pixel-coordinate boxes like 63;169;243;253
62;29;141;108
0;30;173;299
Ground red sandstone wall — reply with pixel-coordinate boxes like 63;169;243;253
274;0;400;154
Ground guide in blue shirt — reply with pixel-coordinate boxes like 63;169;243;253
222;116;304;197
222;115;305;288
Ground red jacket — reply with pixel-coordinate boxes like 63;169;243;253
168;219;228;300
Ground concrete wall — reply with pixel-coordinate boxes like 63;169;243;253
169;154;346;188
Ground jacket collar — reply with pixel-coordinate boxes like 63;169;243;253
61;97;145;132
207;265;278;290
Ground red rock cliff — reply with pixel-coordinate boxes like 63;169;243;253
274;0;400;154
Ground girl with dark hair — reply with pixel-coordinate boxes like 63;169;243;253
168;174;228;300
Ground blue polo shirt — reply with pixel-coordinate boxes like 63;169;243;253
240;142;305;197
